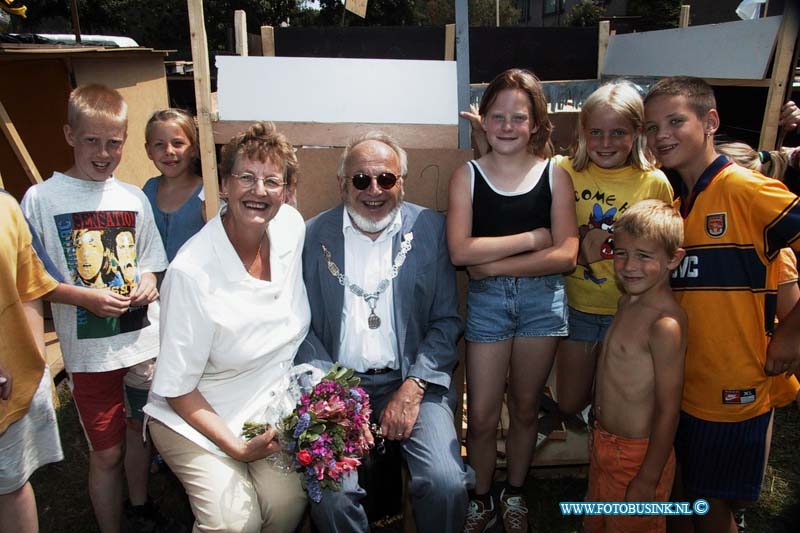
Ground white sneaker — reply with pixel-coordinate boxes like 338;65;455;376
464;497;497;532
499;488;528;533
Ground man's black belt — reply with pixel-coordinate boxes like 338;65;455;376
362;367;393;375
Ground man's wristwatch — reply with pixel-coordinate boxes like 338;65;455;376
408;376;428;391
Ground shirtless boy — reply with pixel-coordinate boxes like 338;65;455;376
585;199;687;533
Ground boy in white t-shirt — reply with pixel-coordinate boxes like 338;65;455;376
22;84;168;532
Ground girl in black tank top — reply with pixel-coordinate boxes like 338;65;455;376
446;69;578;531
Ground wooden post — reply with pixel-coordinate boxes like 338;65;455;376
444;24;455;61
597;20;610;78
0;99;43;185
234;10;248;56
456;2;471;149
760;4;799;150
187;0;220;219
261;26;275;56
679;5;690;28
69;0;82;43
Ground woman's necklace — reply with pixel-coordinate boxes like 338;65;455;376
222;213;266;276
244;235;265;275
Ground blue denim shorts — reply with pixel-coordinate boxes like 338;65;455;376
465;275;568;342
567;307;614;343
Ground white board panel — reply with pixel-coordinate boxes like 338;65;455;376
217;56;458;125
602;16;782;80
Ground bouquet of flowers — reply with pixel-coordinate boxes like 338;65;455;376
242;364;374;502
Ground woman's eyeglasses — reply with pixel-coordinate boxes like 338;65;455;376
349;172;399;191
231;173;286;192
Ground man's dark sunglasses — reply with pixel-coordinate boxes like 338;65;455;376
350;172;399;191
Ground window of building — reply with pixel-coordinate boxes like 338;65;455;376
543;0;565;16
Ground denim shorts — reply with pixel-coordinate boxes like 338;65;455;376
567;307;615;343
465;275;568;342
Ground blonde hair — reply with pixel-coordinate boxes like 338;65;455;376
571;81;655;172
219;122;299;190
67;84;127;129
479;68;553;158
715;141;789;181
145;108;198;150
337;131;408;178
614;199;683;256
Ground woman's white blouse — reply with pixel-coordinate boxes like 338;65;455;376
144;205;311;456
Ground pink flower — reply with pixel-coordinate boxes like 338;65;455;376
339;456;361;472
309;396;347;422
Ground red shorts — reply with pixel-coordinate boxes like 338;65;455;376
70;368;129;451
584;422;676;533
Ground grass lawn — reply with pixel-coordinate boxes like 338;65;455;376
31;381;800;532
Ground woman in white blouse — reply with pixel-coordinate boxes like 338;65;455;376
144;122;310;532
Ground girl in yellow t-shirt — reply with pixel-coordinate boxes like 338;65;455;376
555;81;673;418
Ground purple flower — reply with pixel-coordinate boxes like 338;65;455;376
293;412;311;439
305;471;323;503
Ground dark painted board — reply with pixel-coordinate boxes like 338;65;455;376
274;26;598;83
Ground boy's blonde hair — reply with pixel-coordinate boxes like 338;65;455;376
145;108;198;150
614;199;683;256
479;68;554;158
572;81;655;172
644;76;716;119
67;84;128;129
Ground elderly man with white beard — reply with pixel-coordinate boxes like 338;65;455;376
296;131;472;533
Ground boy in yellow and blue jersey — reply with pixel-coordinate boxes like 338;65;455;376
644;76;800;532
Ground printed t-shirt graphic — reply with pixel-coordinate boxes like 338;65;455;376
54;210;149;338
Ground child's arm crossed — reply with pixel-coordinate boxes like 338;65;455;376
626;314;686;502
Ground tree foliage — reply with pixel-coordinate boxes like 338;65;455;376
565;0;604;27
317;0;418;26
9;0;306;58
9;0;525;57
416;0;520;26
627;0;681;31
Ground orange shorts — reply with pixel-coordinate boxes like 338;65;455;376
584;422;676;533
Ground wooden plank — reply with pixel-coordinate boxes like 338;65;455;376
597;20;609;79
603;16;782;79
760;4;799;150
456;1;471;149
234;10;248;56
0;99;43;185
703;78;771;87
494;424;590;467
214;121;458;150
679;5;690;28
445;23;455;61
345;0;368;18
187;0;220;219
260;26;275;56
